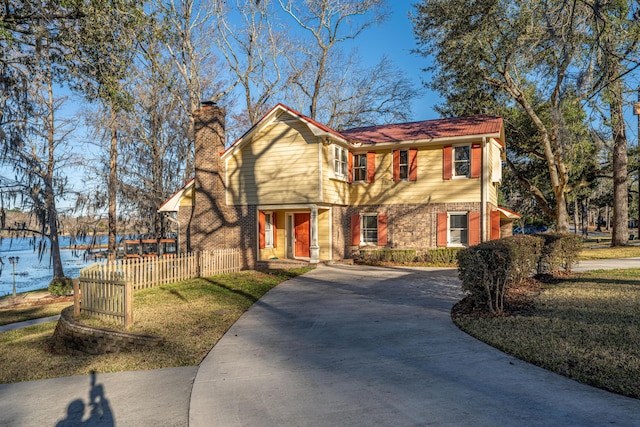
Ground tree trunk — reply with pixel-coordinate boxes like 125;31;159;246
108;104;118;260
610;78;629;246
46;77;64;279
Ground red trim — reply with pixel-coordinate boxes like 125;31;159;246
393;150;400;182
490;210;501;240
437;213;448;247
157;178;195;211
259;211;266;249
351;214;360;246
468;212;481;246
409;148;418;182
348;152;353;183
378;214;387;246
367;152;376;183
471;143;482;179
443;146;452;180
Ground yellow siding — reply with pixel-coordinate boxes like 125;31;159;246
348;145;483;206
318;209;331;261
322;144;350;204
227;113;320;205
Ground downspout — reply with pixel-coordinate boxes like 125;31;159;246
481;137;488;242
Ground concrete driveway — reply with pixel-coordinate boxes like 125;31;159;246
190;264;640;427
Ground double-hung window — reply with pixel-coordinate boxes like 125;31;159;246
449;213;468;246
361;214;378;244
398;150;409;180
354;154;367;182
264;212;274;248
453;146;470;178
334;145;348;178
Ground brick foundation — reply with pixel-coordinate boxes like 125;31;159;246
50;307;162;355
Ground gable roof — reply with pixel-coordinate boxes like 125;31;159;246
157;178;194;212
221;103;348;159
340;115;503;144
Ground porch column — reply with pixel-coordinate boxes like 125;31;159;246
310;205;320;263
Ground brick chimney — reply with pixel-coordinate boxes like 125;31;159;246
190;102;256;268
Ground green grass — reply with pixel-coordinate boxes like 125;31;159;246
0;268;311;384
453;268;640;399
0;301;72;326
579;245;640;260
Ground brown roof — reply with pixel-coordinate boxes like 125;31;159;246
340;115;503;144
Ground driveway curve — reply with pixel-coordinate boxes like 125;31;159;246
190;264;640;427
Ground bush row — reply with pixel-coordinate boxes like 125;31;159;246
457;233;582;314
359;248;462;265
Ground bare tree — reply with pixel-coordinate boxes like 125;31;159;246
278;0;401;124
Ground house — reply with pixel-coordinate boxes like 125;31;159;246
158;102;519;268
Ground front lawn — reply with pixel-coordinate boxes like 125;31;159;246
0;268;310;384
453;268;640;399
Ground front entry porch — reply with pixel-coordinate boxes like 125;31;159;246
257;204;332;264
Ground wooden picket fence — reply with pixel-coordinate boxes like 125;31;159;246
76;249;241;327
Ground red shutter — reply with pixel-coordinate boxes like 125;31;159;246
471;143;482;178
351;214;360;245
378;213;387;246
367;152;376;183
443;146;452;180
392;150;400;182
490;210;501;240
348;152;353;183
468;212;481;246
437;212;448;247
409;148;418;182
273;212;278;247
259;211;266;249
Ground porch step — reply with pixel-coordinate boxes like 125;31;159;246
256;259;311;270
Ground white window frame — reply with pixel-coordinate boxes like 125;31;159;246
448;212;468;246
333;145;348;179
452;145;471;178
265;212;274;248
353;153;367;182
361;213;378;245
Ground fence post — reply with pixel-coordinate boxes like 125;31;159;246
73;277;80;318
124;280;133;329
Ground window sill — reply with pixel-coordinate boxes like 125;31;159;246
329;176;348;183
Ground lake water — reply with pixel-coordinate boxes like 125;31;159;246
0;236;108;297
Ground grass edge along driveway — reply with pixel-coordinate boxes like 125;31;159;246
453;268;640;400
0;268;311;384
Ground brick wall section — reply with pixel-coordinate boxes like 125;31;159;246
341;202;481;258
50;307;161;355
190;105;257;269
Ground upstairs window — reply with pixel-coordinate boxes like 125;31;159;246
399;150;409;180
453;146;470;178
354;154;367;182
393;149;417;182
334;145;348;178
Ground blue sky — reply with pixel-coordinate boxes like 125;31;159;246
347;1;439;122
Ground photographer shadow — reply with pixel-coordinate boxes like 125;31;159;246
56;371;114;426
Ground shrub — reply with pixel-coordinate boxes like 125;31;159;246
536;233;582;274
49;277;73;296
457;235;543;314
359;249;417;264
418;248;462;265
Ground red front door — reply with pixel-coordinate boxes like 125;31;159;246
294;213;310;257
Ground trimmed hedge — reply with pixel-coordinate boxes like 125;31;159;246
359;248;462;265
457;233;580;314
457;235;543;314
536;233;582;274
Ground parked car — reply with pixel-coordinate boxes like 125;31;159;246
513;225;548;234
